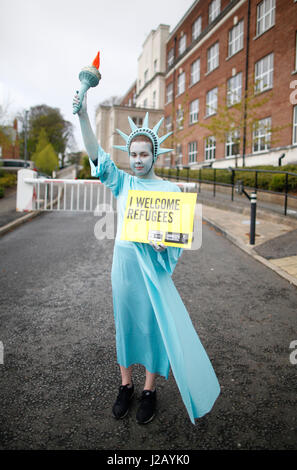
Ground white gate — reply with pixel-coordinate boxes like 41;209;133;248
16;169;197;213
16;169;115;213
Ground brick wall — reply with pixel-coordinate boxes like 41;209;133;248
164;0;297;167
0;119;20;159
120;81;137;107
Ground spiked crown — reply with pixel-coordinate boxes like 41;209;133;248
113;112;173;161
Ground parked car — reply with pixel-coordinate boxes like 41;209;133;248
0;159;35;172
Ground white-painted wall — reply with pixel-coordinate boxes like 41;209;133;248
136;24;170;109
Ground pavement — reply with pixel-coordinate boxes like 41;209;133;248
1;175;297;451
1;177;297;288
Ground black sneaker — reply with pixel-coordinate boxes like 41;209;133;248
136;389;157;424
112;383;134;419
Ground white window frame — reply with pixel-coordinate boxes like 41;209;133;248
253;117;272;153
209;0;221;24
192;16;202;41
188;141;198;164
179;35;187;56
152;90;156;108
207;42;219;73
227;72;242;106
176;144;183;167
165;115;172;133
144;69;148;84
154;59;158;74
176;108;184;130
255;53;274;93
228;19;244;57
206;87;218;117
166;82;173;104
168;48;174;67
189;99;199;124
293;105;297;145
190;58;200;85
225;129;240;157
177;72;185;96
256;0;276;36
205;136;216;161
132;117;143;127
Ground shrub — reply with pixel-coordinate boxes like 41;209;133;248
0;172;17;188
77;155;95;179
155;164;297;193
269;174;286;192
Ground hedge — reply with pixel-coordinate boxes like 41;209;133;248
155;164;297;193
0;172;17;198
76;159;297;194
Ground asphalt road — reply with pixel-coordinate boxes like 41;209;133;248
0;209;296;450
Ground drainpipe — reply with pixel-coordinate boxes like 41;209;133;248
171;36;177;168
242;0;251;168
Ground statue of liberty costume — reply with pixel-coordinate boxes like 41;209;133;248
89;113;220;424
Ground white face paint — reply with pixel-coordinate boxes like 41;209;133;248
129;141;156;179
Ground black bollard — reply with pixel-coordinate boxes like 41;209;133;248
250;192;257;245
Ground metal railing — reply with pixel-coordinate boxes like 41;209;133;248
157;166;297;216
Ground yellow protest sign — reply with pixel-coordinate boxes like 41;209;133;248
121;190;197;249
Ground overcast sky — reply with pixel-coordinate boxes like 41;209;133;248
0;0;194;152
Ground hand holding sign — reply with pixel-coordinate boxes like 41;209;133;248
121;190;197;249
149;241;167;252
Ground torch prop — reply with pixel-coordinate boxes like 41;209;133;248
73;51;101;114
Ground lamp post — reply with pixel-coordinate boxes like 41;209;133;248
24;109;29;164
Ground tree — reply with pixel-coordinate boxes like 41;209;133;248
34;144;59;175
32;127;49;154
17;104;75;162
0;97;14;151
198;76;290;167
31;128;59;175
67;151;85;166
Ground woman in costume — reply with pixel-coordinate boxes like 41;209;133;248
73;90;220;425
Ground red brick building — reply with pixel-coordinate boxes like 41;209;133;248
0;118;20;159
120;81;137;107
164;0;297;168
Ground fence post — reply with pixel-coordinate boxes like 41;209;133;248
284;172;288;215
254;171;258;193
231;169;234;201
213;168;216;197
16;169;36;212
250;192;257;245
176;166;180;181
199;168;201;193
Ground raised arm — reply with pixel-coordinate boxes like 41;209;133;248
73;90;125;198
73;91;99;162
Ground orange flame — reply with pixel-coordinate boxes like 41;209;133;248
92;51;100;69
